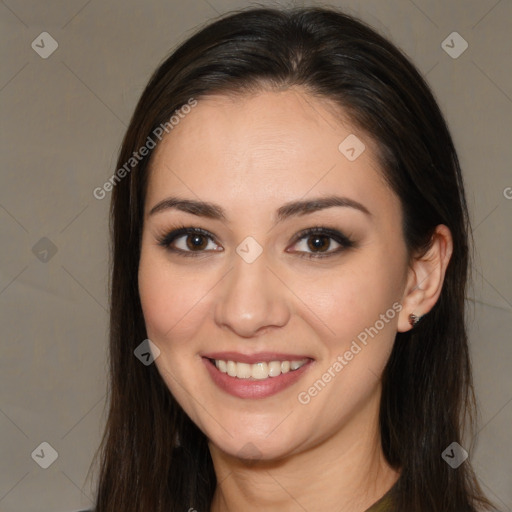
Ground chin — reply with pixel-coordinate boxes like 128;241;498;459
210;435;298;463
202;415;308;462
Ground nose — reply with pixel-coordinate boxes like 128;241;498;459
214;252;290;338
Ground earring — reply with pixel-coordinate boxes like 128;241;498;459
409;313;421;327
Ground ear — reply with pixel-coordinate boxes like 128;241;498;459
397;224;454;332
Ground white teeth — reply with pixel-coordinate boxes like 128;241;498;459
236;362;252;379
227;360;237;377
252;362;268;380
213;358;308;379
290;360;303;370
268;361;281;377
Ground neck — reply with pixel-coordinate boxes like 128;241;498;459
209;392;399;512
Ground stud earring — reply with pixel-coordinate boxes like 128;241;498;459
409;313;421;327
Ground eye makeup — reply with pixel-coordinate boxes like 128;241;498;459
155;224;356;259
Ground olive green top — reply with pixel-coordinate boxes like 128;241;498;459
365;484;395;511
77;485;396;512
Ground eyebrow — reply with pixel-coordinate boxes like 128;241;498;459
148;195;371;222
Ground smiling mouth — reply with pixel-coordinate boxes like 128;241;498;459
203;355;313;399
208;358;309;380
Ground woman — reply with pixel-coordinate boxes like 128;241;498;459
87;6;495;511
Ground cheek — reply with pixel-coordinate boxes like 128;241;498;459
138;249;210;341
297;257;404;346
292;265;401;421
290;253;405;413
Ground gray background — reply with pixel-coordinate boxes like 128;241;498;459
0;0;511;510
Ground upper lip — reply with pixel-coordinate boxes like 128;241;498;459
202;351;313;364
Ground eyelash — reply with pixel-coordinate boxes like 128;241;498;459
156;224;356;259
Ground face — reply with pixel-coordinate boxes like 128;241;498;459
138;88;410;461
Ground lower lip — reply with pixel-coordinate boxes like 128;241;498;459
203;358;313;399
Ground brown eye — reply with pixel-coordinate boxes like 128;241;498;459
288;227;355;259
185;233;209;251
157;227;222;256
306;234;332;253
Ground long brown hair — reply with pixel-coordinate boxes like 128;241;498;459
88;7;494;511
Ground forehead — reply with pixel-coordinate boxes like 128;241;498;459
146;88;392;216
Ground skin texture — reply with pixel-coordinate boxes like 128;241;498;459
138;88;453;511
